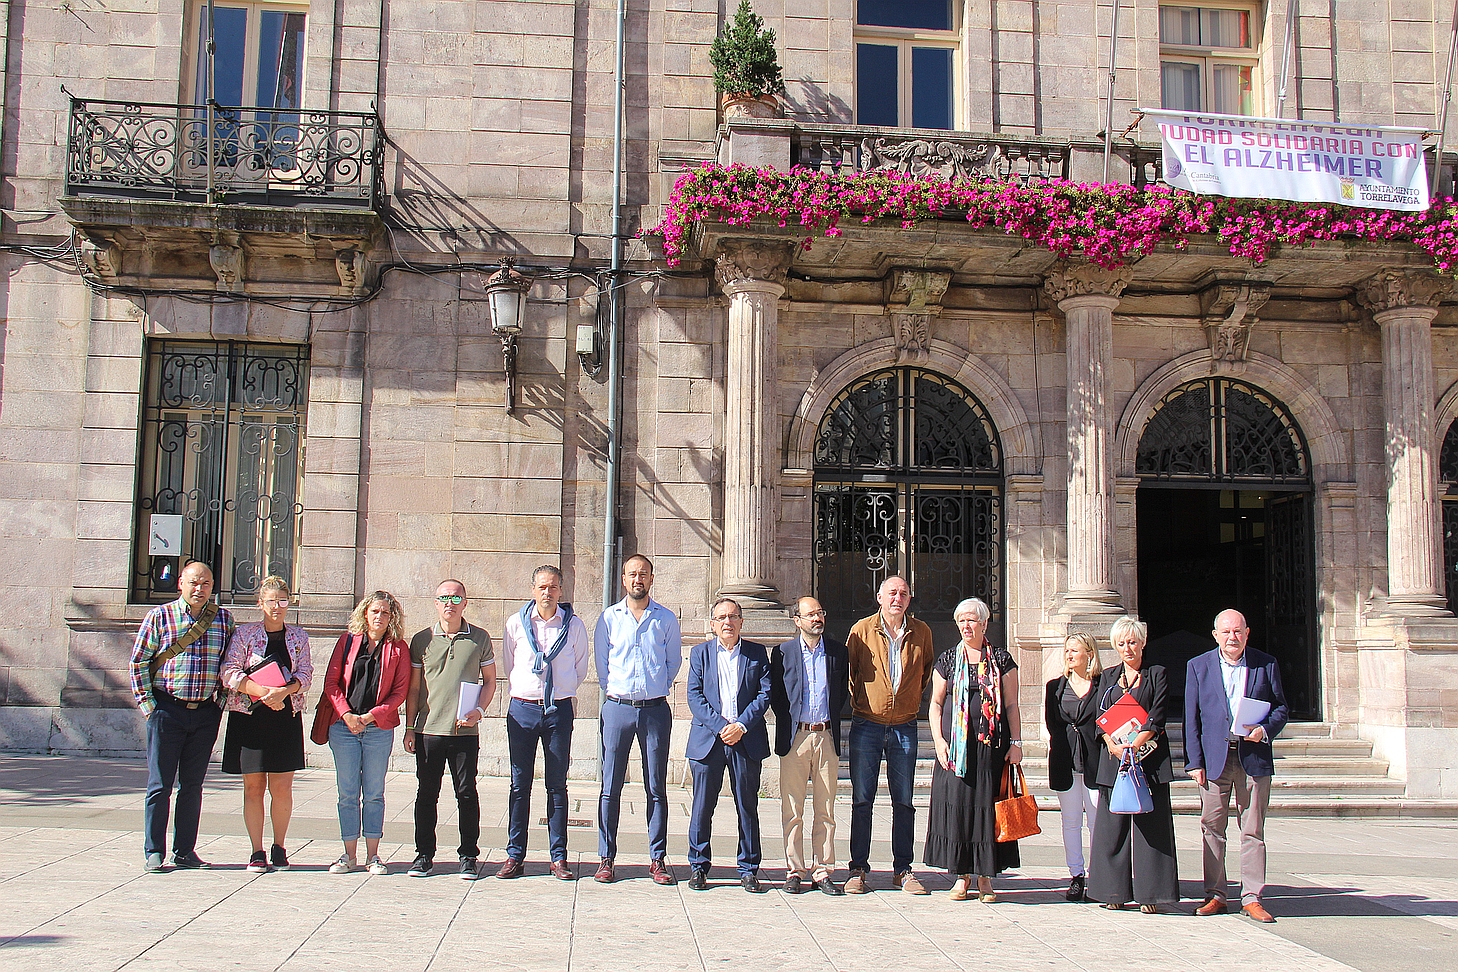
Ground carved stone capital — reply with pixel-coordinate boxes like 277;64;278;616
80;237;121;277
1043;263;1131;305
1201;281;1271;365
715;240;793;290
892;312;932;363
1356;269;1453;314
889;269;951;311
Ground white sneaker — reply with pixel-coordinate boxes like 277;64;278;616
329;855;358;874
366;857;388;876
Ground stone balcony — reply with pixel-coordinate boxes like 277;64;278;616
58;93;386;296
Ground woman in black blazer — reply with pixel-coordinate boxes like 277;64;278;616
1086;616;1180;913
1044;633;1102;902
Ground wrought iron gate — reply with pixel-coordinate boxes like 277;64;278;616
133;341;308;602
812;368;1004;647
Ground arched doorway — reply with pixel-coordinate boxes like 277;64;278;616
1135;376;1319;719
1439;421;1458;612
812;367;1004;649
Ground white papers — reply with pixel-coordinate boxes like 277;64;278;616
1230;696;1271;736
457;681;481;722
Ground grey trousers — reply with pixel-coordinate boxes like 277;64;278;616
1199;751;1272;905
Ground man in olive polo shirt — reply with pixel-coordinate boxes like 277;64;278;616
405;579;496;879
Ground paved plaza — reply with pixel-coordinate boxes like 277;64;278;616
0;755;1453;972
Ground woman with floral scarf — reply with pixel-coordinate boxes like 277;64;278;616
924;597;1023;902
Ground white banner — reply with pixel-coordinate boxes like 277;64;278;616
1144;109;1430;212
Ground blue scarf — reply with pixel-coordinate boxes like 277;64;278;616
519;600;575;714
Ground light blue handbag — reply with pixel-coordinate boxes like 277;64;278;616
1110;748;1154;814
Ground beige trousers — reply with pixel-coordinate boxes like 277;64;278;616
1198;748;1272;905
780;727;838;881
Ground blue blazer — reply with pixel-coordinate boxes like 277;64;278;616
686;638;771;762
770;636;849;757
1184;647;1289;780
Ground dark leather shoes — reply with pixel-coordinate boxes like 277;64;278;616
1196;896;1229;916
741;872;766;893
1243;900;1276;923
593;858;615;884
813;876;844;896
1066;875;1086;902
550;859;574;881
783;874;804;894
649;858;676;886
496;857;525;880
687;868;708;891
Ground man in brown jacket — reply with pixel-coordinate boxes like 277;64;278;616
844;575;936;894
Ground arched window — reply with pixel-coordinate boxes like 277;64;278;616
1439;421;1458;614
813;367;1003;645
1136;377;1307;484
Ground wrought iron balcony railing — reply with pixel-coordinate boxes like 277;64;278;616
787;122;1073;183
65;95;383;209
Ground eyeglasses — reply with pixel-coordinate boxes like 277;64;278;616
436;594;465;605
712;614;743;623
798;610;827;619
261;598;290;608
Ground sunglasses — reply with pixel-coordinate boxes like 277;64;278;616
436;594;465;605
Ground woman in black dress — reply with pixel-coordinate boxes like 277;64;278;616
219;576;312;872
1086;615;1179;913
1045;632;1102;902
924;597;1023;902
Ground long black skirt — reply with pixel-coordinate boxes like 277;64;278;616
923;742;1019;876
1086;781;1180;905
222;705;305;775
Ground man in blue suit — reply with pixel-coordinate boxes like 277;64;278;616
685;596;772;892
1185;608;1290;923
770;595;849;895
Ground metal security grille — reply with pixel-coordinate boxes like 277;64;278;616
1441;421;1458;613
813;367;1004;646
133;340;308;603
1136;377;1308;484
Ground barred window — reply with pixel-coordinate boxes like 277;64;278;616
133;340;308;603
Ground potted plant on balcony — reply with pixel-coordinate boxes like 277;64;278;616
711;0;786;119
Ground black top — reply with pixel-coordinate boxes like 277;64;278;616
1092;663;1175;787
264;628;290;668
347;639;383;715
935;642;1017;745
1044;674;1099;792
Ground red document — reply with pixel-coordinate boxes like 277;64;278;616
1096;692;1150;746
246;661;288;696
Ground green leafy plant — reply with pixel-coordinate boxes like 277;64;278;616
710;0;786;99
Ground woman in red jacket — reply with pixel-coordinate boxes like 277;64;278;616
321;591;410;875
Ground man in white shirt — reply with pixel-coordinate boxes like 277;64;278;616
684;597;772;892
495;565;591;881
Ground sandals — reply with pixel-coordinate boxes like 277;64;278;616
949;876;970;901
1140;904;1158;914
977;878;997;903
1101;902;1126;911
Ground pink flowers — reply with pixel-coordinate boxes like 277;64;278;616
650;163;1458;273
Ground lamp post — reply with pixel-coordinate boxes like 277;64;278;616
485;260;529;414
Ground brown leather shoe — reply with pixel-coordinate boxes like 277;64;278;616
649;858;677;886
495;857;525;880
1242;900;1276;923
550;859;574;881
844;868;870;894
894;870;930;895
1196;897;1228;916
593;858;614;884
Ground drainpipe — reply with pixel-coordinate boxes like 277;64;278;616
601;0;626;613
0;1;10;177
1275;0;1298;118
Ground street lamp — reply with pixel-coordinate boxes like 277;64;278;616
485;260;530;414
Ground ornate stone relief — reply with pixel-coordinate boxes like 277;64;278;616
1356;268;1453;313
209;235;245;292
714;239;793;288
857;137;1062;182
79;237;121;277
1201;282;1271;366
334;246;364;294
889;269;951;310
892;313;931;363
1042;263;1131;304
888;269;950;364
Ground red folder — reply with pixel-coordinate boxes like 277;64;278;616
246;660;288;696
1096;691;1150;743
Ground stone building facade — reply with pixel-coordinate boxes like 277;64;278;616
0;1;1455;798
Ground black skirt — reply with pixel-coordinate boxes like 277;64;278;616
923;740;1020;877
222;704;305;775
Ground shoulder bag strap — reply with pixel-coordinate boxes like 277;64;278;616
148;602;219;683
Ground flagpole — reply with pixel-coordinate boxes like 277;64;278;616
1102;0;1122;184
1433;0;1458;196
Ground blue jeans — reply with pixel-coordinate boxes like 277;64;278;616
848;717;918;874
329;720;394;841
506;697;575;862
598;698;672;861
144;697;222;858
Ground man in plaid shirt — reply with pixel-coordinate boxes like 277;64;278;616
129;561;235;872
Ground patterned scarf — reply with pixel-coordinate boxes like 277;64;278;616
949;643;1003;776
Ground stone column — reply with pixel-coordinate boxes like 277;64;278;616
1359;269;1454;616
715;241;793;609
1045;264;1131;616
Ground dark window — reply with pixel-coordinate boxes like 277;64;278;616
911;47;954;129
856;44;899;127
858;0;953;30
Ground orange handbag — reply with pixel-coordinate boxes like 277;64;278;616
995;763;1041;843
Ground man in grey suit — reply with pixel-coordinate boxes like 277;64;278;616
1185;609;1290;923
